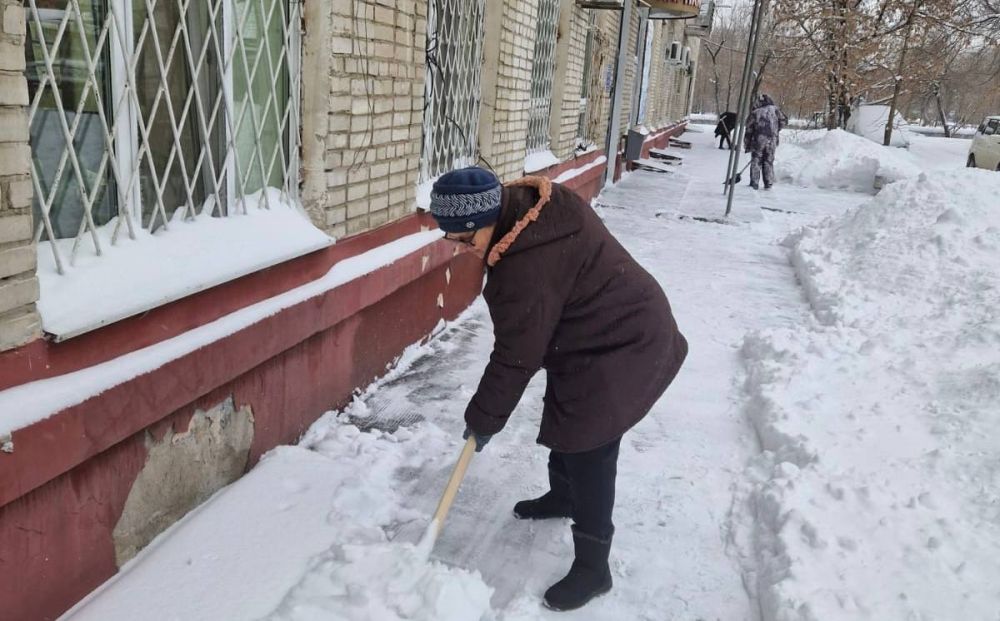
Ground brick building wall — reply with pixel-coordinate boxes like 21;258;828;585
643;18;697;129
0;0;39;352
679;37;701;119
549;2;590;160
480;0;539;182
304;0;427;238
617;7;641;132
647;19;679;128
645;19;666;127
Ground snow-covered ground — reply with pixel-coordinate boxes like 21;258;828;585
60;129;996;620
733;168;1000;620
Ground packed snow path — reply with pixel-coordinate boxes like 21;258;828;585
63;128;875;620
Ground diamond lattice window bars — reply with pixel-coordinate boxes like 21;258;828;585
526;0;560;154
25;0;300;275
420;0;486;182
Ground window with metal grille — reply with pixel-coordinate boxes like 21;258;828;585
420;0;486;182
25;0;300;275
526;0;560;154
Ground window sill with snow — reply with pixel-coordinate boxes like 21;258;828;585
36;194;334;341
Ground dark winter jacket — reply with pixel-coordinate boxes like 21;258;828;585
714;111;737;138
464;177;688;453
744;95;787;152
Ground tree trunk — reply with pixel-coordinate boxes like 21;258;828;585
884;3;919;146
934;84;951;137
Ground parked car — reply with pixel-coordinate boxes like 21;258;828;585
967;116;1000;170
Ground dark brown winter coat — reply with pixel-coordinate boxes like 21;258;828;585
464;177;688;453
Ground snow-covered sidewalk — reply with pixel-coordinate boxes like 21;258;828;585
61;129;993;621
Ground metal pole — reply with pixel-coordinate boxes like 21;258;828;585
722;4;757;198
602;0;634;189
724;0;764;216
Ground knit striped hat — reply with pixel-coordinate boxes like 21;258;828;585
429;167;502;233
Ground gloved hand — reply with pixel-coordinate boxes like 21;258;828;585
463;427;492;452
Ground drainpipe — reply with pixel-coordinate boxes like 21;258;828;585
602;0;634;188
630;7;650;127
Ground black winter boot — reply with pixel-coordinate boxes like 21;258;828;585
514;462;573;520
513;491;573;519
542;527;613;611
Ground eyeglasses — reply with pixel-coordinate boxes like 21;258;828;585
444;232;476;246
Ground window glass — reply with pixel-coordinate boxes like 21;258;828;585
986;120;999;136
26;0;116;240
233;0;289;197
526;0;560;153
133;0;225;229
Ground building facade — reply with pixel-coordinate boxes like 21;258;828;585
0;1;709;618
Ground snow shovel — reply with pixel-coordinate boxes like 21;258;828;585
418;435;478;552
724;160;751;188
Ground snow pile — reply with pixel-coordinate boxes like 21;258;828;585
263;408;496;621
845;104;913;148
265;538;492;621
775;129;921;192
734;169;1000;620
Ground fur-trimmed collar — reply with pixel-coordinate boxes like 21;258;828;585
487;176;552;267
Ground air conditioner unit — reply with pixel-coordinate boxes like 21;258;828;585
668;41;681;63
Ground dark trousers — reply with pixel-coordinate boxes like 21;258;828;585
548;437;621;541
718;132;732;149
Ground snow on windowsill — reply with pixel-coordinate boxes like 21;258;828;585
524;149;561;174
36;189;334;341
415;176;439;211
1;228;444;438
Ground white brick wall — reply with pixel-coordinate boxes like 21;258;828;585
479;0;539;182
549;3;590;160
0;0;39;351
302;0;426;238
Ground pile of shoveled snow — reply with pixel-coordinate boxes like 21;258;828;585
265;539;493;621
732;169;1000;620
261;411;498;621
776;129;921;192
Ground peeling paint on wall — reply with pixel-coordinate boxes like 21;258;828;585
112;397;254;566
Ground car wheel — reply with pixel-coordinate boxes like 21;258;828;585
966;154;976;168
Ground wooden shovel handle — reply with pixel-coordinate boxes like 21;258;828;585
429;435;477;538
